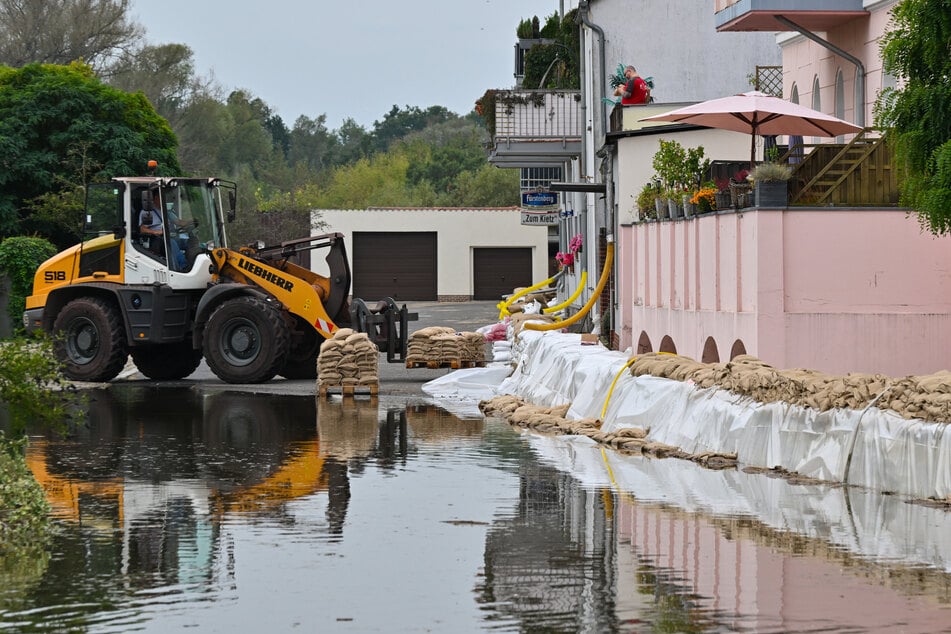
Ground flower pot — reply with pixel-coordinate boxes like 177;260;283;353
755;180;788;208
682;194;697;217
668;199;682;219
655;198;669;219
715;191;732;210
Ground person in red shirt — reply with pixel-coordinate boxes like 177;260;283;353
614;65;650;105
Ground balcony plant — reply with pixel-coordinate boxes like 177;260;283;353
690;186;718;213
751;161;792;207
636;182;658;221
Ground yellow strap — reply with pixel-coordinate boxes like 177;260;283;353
497;273;559;319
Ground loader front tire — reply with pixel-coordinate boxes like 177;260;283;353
203;296;290;384
53;297;128;382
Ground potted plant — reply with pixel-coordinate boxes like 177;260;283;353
652;140;686;220
666;188;683;219
751;162;792;207
691;186;718;213
637;182;658;221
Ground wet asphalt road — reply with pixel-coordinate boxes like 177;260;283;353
112;300;503;397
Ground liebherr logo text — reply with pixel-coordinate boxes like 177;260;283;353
238;258;295;291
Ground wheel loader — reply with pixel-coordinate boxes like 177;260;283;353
23;173;414;383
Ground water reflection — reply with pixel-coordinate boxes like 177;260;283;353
8;388;951;632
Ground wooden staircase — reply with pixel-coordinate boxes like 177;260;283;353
786;129;899;206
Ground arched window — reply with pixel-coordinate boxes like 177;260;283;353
790;83;799;105
701;337;720;363
835;69;845;142
636;332;652;355
659;335;677;354
730;340;747;360
812;75;822;144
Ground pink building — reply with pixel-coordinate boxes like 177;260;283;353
610;0;951;376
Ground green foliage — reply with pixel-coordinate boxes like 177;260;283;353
875;0;951;234
652;140;687;190
637;182;659;219
0;337;81;435
371;105;453;153
0;434;52;560
0;237;57;333
520;11;580;90
0;62;180;244
516;18;534;39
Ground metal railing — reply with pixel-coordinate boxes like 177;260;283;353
492;90;583;141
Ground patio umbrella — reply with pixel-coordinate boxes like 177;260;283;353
639;91;863;167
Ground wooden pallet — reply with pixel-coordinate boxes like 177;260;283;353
405;359;486;370
318;383;379;398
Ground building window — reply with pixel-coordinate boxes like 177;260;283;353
812;76;822;144
835;69;846;142
520;166;563;191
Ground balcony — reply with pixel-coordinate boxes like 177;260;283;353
485;90;582;168
714;0;867;32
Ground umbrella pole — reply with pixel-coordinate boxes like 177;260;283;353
750;134;756;170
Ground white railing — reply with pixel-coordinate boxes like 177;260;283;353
493;90;582;141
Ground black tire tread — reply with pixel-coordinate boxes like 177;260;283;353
52;296;128;382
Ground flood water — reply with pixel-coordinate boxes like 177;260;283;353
5;385;951;633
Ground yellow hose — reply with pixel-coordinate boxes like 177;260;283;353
600;350;677;419
601;355;638;419
497;273;560;320
543;271;587;314
524;242;614;332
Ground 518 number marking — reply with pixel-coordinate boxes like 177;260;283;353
44;271;66;282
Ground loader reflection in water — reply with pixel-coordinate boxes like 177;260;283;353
22;388;420;590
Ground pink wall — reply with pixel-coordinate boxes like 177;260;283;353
781;2;898;127
618;208;951;375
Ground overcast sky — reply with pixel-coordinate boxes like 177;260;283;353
131;1;561;131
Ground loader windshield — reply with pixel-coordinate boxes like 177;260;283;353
156;179;231;271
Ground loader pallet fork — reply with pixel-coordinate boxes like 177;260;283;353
349;297;417;363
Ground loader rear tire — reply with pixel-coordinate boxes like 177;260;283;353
203;296;290;384
131;341;203;380
52;297;128;382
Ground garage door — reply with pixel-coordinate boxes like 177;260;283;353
352;232;437;301
473;247;533;301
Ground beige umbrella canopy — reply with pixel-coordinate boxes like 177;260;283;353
640;90;864;167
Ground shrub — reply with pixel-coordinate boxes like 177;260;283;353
0;236;57;335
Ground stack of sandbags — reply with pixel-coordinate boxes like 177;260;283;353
317;328;378;387
627;352;951;423
406;326;456;365
406;327;486;365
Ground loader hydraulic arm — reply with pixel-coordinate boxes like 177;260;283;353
210;247;339;339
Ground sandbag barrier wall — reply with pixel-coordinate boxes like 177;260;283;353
495;330;951;502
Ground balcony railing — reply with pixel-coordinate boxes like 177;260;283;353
491;90;582;143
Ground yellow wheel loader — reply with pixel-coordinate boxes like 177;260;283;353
23;175;413;383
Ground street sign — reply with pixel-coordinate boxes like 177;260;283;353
521;190;558;209
520;189;559;225
520;210;560;225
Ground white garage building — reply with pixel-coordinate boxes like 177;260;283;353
312;207;552;302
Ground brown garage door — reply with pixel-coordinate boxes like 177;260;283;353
473;247;533;301
352;232;437;301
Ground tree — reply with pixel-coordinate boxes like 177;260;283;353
371;104;454;152
876;0;951;234
107;43;206;126
0;0;142;71
0;62;179;244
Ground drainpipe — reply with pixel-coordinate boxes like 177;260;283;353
577;1;608;265
577;1;607;136
774;15;866;127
